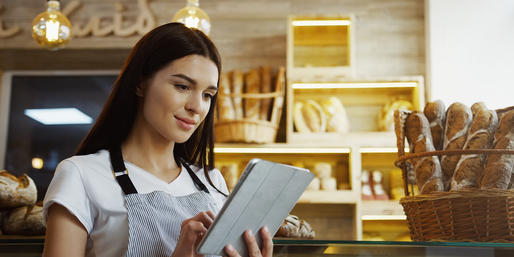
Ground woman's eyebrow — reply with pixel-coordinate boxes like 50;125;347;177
171;73;196;84
171;73;218;91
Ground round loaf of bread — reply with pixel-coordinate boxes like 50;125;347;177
2;203;45;235
0;170;37;208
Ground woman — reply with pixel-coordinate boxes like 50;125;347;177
42;22;273;257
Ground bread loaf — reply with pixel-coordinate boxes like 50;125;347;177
2;203;45;235
231;70;244;119
321;97;350;133
302;100;326;133
270;67;286;125
394;110;416;185
441;103;473;190
259;66;272;121
244;69;261;120
451;103;498;190
217;72;236;121
423;100;446;150
405;112;444;194
275;214;315;239
481;110;514;189
0;170;37;208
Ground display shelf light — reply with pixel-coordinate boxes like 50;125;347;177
292;20;351;26
292;82;418;90
214;146;350;154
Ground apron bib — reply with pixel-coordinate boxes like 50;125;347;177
109;146;219;257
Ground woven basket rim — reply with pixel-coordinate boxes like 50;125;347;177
400;188;514;203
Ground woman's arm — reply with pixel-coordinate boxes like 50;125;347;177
43;203;88;257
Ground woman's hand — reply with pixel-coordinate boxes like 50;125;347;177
172;211;215;257
224;226;273;257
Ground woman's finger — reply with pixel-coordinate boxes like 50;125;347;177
260;226;273;257
244;230;262;257
191;211;214;229
205;210;215;220
224;244;241;257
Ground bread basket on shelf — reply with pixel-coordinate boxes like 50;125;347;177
214;67;286;144
394;106;514;243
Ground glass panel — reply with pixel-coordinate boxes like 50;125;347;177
5;75;116;200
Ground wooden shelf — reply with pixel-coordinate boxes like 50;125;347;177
361;200;405;220
287;131;397;148
214;143;351;153
298;190;358;204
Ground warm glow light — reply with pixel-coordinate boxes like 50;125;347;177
292;20;351;26
45;19;60;42
292;82;418;89
32;158;44;170
32;0;72;50
173;0;211;35
24;108;93;125
214;147;350;154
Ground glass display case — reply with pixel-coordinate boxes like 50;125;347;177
1;238;513;257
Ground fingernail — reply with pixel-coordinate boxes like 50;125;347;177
263;226;269;233
226;244;234;252
247;229;253;237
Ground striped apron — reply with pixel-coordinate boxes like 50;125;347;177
109;146;220;257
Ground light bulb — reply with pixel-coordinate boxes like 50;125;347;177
32;0;72;50
172;0;211;35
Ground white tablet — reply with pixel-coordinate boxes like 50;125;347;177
197;159;314;257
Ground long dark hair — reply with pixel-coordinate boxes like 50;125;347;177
76;23;225;195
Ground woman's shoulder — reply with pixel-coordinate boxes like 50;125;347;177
56;149;110;176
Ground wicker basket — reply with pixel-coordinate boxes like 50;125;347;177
394;106;514;242
214;69;285;144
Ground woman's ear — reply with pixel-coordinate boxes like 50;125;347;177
136;83;145;97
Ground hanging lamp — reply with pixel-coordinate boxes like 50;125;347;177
172;0;211;35
32;0;72;50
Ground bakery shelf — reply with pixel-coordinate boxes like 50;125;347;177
299;190;358;204
286;132;398;148
214;143;350;154
361;200;405;220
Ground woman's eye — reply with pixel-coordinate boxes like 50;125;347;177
203;93;214;99
174;84;189;91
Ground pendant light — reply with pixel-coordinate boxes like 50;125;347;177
32;0;72;50
172;0;211;35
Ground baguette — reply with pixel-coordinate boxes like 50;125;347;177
451;103;498;190
231;70;244;119
259;66;273;121
423;100;446;150
405;112;444;194
441;103;472;190
244;68;261;120
270;67;286;125
217;72;236;121
481;110;514;189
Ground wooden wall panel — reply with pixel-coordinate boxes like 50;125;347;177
0;0;425;77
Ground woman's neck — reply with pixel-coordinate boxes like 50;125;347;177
121;115;181;182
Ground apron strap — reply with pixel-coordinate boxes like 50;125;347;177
179;158;210;194
109;146;138;195
109;146;210;195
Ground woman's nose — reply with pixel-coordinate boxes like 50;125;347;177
184;92;203;114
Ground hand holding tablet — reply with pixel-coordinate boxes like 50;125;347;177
197;159;314;257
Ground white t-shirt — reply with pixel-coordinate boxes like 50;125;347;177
43;149;229;257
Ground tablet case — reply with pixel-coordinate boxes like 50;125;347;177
197;159;314;257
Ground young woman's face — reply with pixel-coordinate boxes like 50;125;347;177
140;54;218;143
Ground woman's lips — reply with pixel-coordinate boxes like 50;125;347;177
175;116;196;131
